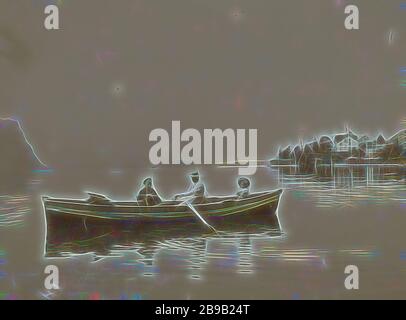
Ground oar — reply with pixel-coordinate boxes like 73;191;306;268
179;198;217;233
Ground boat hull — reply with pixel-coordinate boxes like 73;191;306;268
42;190;283;257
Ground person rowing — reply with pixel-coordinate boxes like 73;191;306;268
174;171;216;233
174;171;207;204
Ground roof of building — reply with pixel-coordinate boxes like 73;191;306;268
334;131;359;144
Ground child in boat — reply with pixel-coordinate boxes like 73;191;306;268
136;177;162;206
236;177;251;198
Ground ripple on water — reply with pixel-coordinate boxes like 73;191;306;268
0;195;31;228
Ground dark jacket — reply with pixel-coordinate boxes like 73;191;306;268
137;187;162;206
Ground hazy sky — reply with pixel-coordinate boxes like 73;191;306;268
1;0;405;191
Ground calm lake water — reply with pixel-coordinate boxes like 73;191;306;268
0;167;405;299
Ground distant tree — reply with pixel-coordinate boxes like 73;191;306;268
319;136;333;153
279;146;291;159
376;134;386;145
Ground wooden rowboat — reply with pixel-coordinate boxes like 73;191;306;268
42;189;283;256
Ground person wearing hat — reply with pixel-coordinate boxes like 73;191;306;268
236;177;251;199
174;171;207;204
136;177;162;206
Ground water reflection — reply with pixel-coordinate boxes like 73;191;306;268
45;226;282;279
41;229;383;298
0;195;31;228
273;164;406;208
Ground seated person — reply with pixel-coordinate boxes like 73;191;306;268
174;171;207;204
236;177;251;199
136;177;162;206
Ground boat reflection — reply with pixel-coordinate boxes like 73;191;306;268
44;225;283;279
